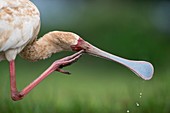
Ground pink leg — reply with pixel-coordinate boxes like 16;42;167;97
9;50;84;101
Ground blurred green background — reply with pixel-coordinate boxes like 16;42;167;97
0;0;170;113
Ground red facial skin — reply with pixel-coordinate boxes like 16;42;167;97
71;38;90;52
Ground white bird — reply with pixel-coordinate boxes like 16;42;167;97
0;0;154;101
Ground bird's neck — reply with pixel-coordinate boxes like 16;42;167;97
20;31;79;62
19;35;62;62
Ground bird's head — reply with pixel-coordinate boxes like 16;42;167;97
20;31;90;61
46;31;90;52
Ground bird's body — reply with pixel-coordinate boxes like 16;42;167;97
0;0;154;101
0;0;80;62
0;0;40;61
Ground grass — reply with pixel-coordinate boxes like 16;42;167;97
0;58;170;113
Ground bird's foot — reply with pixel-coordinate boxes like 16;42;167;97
52;50;84;75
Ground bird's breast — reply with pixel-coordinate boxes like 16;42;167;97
0;0;40;50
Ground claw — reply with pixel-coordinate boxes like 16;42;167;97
59;53;82;68
59;50;84;62
56;68;71;75
53;50;84;75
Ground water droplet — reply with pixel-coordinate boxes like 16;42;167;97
139;92;142;98
127;110;130;113
136;102;140;107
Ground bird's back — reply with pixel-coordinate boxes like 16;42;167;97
0;0;40;61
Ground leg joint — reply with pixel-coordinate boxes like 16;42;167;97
11;92;24;101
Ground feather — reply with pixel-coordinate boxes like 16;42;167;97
0;0;40;61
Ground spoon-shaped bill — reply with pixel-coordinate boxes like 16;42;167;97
71;38;154;80
86;44;154;80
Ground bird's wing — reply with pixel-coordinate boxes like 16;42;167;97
0;0;40;52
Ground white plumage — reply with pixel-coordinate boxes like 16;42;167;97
0;0;40;61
